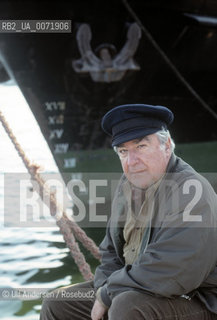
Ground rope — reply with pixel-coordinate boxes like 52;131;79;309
122;0;217;121
0;110;101;281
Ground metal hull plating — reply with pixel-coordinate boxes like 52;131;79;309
0;0;216;175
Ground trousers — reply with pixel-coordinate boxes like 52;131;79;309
40;281;217;320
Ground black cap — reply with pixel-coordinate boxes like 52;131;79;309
101;104;174;146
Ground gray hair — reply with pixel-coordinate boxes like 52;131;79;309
155;128;175;152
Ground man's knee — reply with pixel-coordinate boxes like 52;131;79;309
108;291;146;320
108;290;171;320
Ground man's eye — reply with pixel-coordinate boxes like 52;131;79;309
137;144;147;149
119;149;128;155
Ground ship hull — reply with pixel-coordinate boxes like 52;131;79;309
0;0;216;175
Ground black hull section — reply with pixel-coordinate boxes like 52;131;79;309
0;0;216;173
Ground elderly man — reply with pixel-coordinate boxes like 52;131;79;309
40;104;217;320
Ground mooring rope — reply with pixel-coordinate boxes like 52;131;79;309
0;110;101;281
122;0;217;121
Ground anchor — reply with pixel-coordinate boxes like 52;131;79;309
72;23;141;83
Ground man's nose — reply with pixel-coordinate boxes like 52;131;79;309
127;150;139;166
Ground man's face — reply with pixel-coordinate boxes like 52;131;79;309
116;133;171;189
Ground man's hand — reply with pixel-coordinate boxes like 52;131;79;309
91;299;107;320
